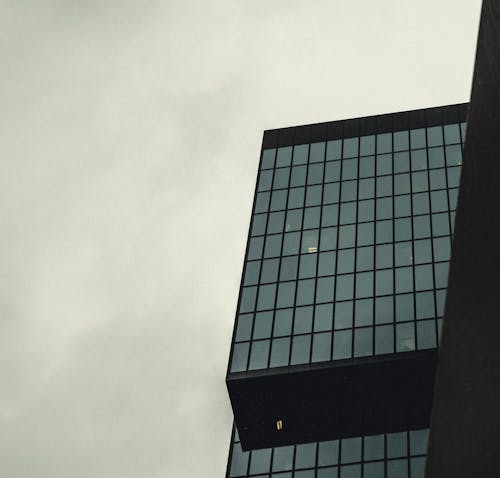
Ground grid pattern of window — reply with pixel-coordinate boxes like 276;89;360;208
228;426;428;478
230;122;465;372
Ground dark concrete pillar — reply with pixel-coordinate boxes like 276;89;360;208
426;1;500;476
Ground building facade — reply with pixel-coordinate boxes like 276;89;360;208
225;103;467;478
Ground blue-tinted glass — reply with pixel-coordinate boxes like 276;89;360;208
261;338;287;368
375;324;394;354
394;194;411;217
267;211;285;234
396;322;415;351
296;279;315;306
376;243;393;268
291;165;307;187
343;137;358;158
435;289;446;316
261;149;276;169
296;470;315;478
376;175;392;196
376;220;393;244
310;142;326;163
395;242;412;267
316;276;335;303
324;182;340;203
394;151;410;172
293;144;309;165
249;448;271;475
244;261;260;286
312;332;332;362
264;234;282;258
412;171;428;192
231;342;249;372
376;269;393;296
341;180;357;201
394;131;409;152
448;188;459;210
411;149;427;171
414;239;432;264
375;296;393;324
355;298;373;326
318;251;336;276
251;214;267;236
270;189;287;211
285;209;302;232
339;225;356;248
415;264;433;291
364;435;384;460
354;327;372;357
338;249;355;274
333;329;352;359
259;259;278;285
255;191;270;213
427;126;443;147
433;237;450;261
363;461;384;478
240;286;257;313
447;166;461;188
293;306;313;334
334;300;353;329
257;284;276;310
416;291;434;319
272;445;294;471
395;218;411;241
277;281;296;308
290;334;311;365
341;437;361;463
396;267;413;293
325;161;341;182
304;206;320;229
356;271;373;298
429;168;446;190
280;256;298;281
394;173;410;194
396;293;414;322
410;457;426;478
410;429;429;455
236;314;253;342
302;230;319;253
276;146;292;167
445;144;462;165
358;178;375;199
229;442;249;476
273;167;290;189
308;163;324;185
387;458;408;478
320;227;337;251
377;153;393;176
322;204;339;227
444;123;461;144
258;169;273;191
253;311;273;339
360;135;375;156
318;440;339;466
413;215;431;239
299;253;317;279
283;232;300;256
327;140;342;161
358;199;374;221
376;197;392;219
359;156;375;178
315;302;334;331
336;274;354;301
340;464;361;478
248;340;269;370
342;158;358;180
357;246;374;271
428;146;445;168
357;222;374;246
417;320;436;349
413;192;429;215
274;309;293;336
377;133;392;154
288;187;305;209
410;128;426;149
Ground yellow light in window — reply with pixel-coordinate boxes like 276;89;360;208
307;247;317;253
276;419;283;430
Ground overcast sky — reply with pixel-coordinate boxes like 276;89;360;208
0;1;482;477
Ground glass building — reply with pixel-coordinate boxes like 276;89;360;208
225;103;467;477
